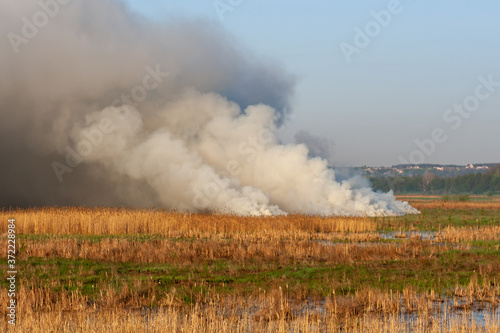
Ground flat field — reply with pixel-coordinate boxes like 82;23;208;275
1;196;500;332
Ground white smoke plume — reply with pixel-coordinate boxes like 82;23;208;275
0;0;418;216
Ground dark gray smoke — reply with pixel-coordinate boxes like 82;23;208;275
0;0;418;216
294;130;336;166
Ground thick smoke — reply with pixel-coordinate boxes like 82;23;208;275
0;0;418;216
294;130;336;166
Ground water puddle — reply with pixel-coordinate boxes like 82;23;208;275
379;231;438;240
129;296;500;329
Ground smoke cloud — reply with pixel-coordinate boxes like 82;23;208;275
0;0;418;216
294;130;336;166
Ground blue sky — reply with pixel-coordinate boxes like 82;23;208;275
125;0;500;166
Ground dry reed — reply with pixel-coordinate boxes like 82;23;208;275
0;237;418;264
0;207;377;237
1;285;499;332
410;201;500;210
1;205;498;331
437;226;500;242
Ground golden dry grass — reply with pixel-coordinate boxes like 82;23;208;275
398;195;500;202
0;237;418;264
1;283;498;333
437;226;500;242
0;207;377;237
1;205;499;332
409;201;500;210
3;307;498;333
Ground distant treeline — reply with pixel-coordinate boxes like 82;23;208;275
370;164;500;194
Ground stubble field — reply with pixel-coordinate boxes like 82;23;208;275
1;196;500;332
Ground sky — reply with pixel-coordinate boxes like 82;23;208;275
121;0;500;167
